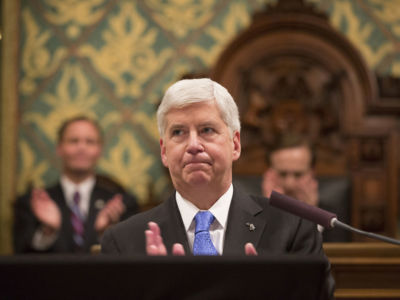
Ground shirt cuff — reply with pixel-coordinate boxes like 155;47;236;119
31;226;59;250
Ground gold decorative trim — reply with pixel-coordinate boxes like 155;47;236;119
0;0;19;254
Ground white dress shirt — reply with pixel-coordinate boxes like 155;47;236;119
60;175;96;218
31;176;96;250
175;184;233;255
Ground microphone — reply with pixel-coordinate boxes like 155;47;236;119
269;190;400;246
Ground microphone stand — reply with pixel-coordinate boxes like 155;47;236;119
332;218;400;246
269;190;400;246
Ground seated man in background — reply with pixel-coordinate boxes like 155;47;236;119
262;134;351;242
101;78;334;299
14;116;139;253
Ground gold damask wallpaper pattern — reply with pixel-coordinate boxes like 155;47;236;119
15;0;265;205
13;0;400;204
2;0;400;253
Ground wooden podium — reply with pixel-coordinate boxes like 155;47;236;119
324;243;400;299
0;255;327;300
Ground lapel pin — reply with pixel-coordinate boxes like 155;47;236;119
245;222;256;231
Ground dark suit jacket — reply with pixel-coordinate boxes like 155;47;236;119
14;179;139;254
101;186;334;299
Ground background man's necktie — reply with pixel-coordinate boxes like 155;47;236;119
193;211;218;256
71;191;84;248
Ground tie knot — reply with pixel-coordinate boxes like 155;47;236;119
73;191;80;205
195;211;215;234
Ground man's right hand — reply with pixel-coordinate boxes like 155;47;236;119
30;188;61;233
262;169;284;198
146;222;185;256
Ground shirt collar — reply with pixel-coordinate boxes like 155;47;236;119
60;175;96;203
175;184;233;232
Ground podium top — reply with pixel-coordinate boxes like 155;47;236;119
0;255;327;300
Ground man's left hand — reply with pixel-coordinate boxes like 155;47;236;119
95;194;126;235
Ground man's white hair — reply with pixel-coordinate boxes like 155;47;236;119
157;78;241;137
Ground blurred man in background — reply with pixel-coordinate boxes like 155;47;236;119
14;116;138;253
262;135;318;206
262;134;351;242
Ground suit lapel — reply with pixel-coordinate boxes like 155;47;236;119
48;183;74;249
50;183;69;212
84;184;105;248
223;186;267;256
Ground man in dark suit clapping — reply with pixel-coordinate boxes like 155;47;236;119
14;116;138;254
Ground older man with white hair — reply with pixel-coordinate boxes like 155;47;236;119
101;78;333;299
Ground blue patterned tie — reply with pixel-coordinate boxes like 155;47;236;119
193;211;218;256
71;191;84;248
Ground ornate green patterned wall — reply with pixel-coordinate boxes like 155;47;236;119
312;0;400;75
2;0;400;253
14;0;268;206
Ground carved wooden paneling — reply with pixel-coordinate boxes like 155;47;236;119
350;134;398;238
211;2;376;177
211;0;399;238
324;243;400;299
371;76;400;113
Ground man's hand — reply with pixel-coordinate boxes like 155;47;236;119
295;173;319;206
145;222;185;256
30;188;62;233
95;194;126;235
262;169;284;198
245;243;258;256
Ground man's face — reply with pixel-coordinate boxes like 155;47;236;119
270;145;313;197
57;120;102;174
160;101;241;193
